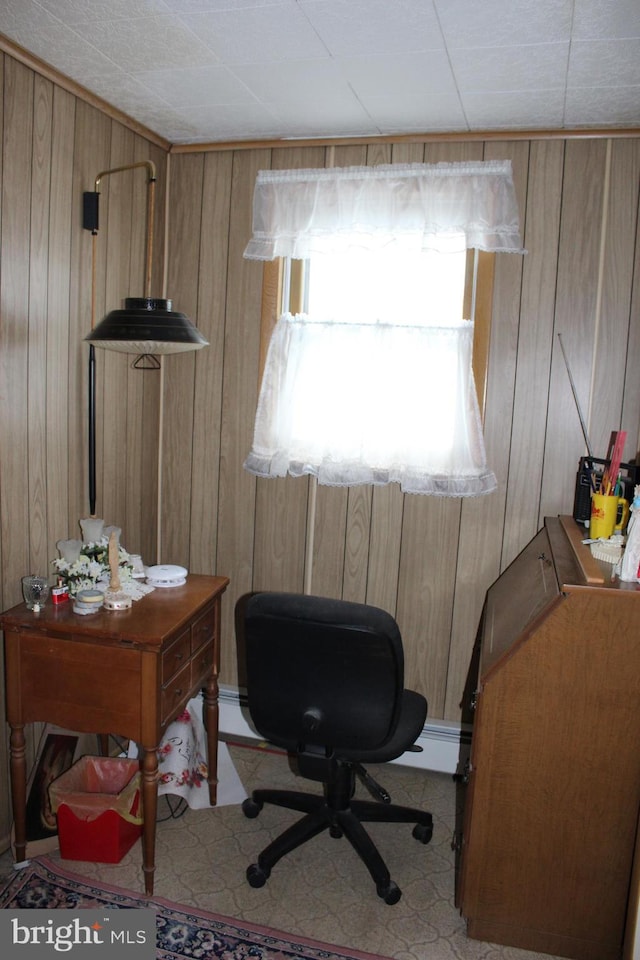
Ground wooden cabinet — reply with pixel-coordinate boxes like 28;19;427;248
2;574;229;894
457;517;640;960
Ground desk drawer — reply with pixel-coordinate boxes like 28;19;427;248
162;627;191;684
191;640;213;688
191;608;214;654
161;661;191;724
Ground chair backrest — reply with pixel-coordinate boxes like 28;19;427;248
242;592;405;754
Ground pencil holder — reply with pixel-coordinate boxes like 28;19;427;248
590;493;629;539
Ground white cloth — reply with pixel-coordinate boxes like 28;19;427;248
244;160;524;260
129;696;247;808
244;312;495;497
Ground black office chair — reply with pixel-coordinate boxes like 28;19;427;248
239;591;433;904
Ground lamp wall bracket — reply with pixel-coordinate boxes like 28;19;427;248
82;160;157;236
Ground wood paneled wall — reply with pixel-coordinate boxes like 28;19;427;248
163;135;640;722
0;42;639;850
0;52;167;847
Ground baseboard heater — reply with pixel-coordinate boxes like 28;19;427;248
218;685;469;775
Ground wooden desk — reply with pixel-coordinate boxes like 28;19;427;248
457;517;640;960
1;574;229;895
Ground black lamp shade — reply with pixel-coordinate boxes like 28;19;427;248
85;297;208;355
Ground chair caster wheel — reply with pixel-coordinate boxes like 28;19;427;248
377;880;401;905
413;821;433;844
329;824;343;839
242;797;263;819
247;863;269;888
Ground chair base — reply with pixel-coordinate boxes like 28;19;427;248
242;775;433;904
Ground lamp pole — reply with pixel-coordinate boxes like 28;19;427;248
83;161;157;517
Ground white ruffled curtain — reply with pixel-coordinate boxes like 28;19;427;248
244;161;524;260
244;313;496;496
243;161;524;497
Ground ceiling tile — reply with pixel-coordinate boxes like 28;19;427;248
336;50;458;99
0;0;50;32
178;2;328;64
70;13;220;72
267;95;377;138
4;21;123;82
365;92;468;134
136;64;258;108
462;88;565;129
35;0;172;24
299;0;445;56
80;71;176;115
174;100;283;142
161;0;286;11
565;85;640;127
449;42;570;93
568;38;640;88
572;0;640;40
231;58;352;103
435;0;573;48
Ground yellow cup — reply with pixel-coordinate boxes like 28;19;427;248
590;492;629;539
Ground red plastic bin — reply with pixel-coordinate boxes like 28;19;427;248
49;756;142;863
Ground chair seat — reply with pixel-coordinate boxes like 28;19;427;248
336;690;427;764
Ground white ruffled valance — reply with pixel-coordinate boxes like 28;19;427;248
243;160;524;260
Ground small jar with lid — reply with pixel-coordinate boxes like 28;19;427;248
73;588;105;616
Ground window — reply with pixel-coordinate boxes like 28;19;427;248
309;245;465;317
243;161;522;497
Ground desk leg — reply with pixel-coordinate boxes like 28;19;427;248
9;724;27;863
141;746;159;895
204;675;219;806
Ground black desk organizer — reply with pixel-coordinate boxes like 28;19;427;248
573;457;640;525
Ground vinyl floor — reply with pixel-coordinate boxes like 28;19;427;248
1;741;569;960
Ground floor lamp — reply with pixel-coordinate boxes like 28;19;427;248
82;160;208;519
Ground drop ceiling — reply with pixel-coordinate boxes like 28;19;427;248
0;0;638;147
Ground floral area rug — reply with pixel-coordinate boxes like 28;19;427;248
0;856;388;960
